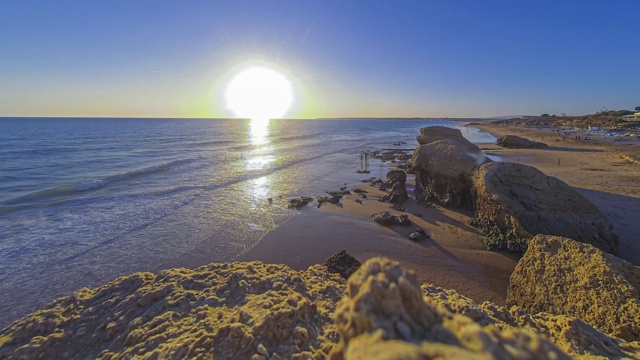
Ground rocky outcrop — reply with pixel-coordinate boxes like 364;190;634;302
412;139;491;207
288;196;314;209
497;135;548;148
416;126;476;150
372;211;411;226
383;170;408;205
323;250;362;280
329;257;640;359
2;257;638;359
507;235;640;342
0;262;345;360
471;162;619;254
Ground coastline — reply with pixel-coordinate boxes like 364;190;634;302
238;121;640;308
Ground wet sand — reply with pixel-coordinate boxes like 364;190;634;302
239;175;518;306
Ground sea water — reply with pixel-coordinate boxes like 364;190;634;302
0;117;493;326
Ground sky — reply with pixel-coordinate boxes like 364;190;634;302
1;0;639;118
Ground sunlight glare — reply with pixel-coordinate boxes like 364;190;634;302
226;66;293;120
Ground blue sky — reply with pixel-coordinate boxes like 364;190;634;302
1;0;639;118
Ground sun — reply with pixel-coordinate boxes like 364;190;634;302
225;66;293;120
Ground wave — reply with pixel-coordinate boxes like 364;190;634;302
1;158;198;206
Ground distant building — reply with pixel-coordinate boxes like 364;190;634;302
621;113;640;121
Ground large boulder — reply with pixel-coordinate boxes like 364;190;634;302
507;235;640;342
416;126;475;150
471;161;619;254
412;139;491;207
497;135;548;149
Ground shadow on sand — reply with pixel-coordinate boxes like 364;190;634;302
574;187;640;265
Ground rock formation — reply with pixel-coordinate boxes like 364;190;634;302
416;126;477;150
384;170;408;205
412;139;490;207
497;135;548;148
2;257;638;359
329;257;640;359
371;212;411;226
322;250;362;280
0;262;345;359
471;162;619;254
507;235;640;342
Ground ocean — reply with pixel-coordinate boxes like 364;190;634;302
0;117;494;326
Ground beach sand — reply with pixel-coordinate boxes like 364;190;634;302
239;122;640;305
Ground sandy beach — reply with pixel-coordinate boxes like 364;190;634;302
239;122;640;306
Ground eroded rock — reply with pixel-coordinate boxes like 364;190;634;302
507;235;640;342
329;258;574;360
412;139;490;207
471;162;619;254
0;262;345;360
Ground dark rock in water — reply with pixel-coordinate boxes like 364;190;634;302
355;199;363;204
340;190;351;195
322;250;361;280
409;228;429;241
356;170;371;174
471;162;619;255
287;196;313;209
373;212;411;226
376;196;388;203
412;138;490;208
390;205;405;212
497;135;548;149
317;193;342;207
413;213;424;218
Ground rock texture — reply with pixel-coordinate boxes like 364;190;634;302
416;126;477;150
412;139;491;207
497;135;548;148
322;251;362;280
471;162;619;254
2;257;639;359
371;212;411;226
329;257;640;359
507;235;640;342
0;262;345;360
384;170;408;205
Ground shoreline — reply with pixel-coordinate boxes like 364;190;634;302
238;121;640;307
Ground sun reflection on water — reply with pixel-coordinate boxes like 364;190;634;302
249;117;270;145
248;176;271;208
